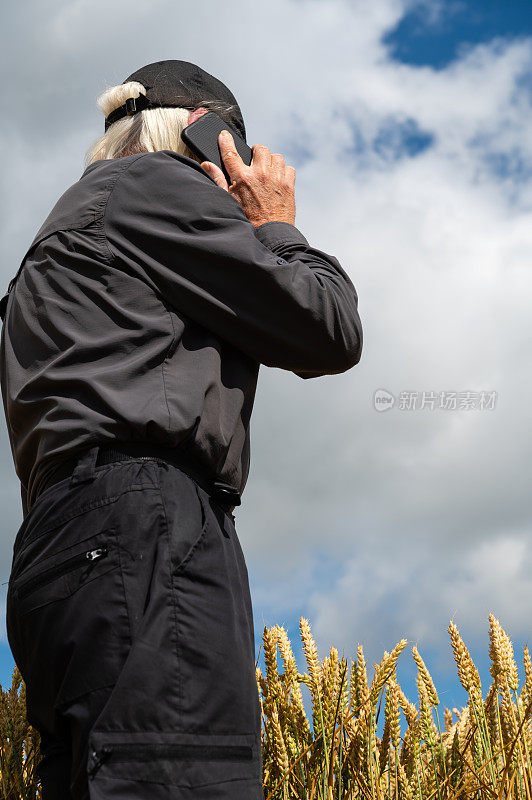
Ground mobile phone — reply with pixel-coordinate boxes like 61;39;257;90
181;111;253;184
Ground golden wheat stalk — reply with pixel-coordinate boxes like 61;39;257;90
412;645;439;707
368;638;408;707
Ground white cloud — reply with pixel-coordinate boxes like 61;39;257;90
1;0;531;671
305;531;532;679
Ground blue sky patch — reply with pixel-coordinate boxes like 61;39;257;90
483;148;532;183
385;0;532;69
373;118;434;160
342;117;434;167
467;129;532;191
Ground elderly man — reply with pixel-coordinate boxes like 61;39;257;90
0;60;362;799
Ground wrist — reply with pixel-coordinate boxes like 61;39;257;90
252;220;310;249
251;215;295;229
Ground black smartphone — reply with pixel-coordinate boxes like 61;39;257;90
181;111;253;184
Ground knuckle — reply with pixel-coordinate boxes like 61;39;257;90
230;174;246;189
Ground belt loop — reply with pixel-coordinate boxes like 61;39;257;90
69;445;100;488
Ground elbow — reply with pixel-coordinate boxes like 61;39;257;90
342;343;362;371
326;313;363;373
330;330;363;373
264;299;363;376
315;290;363;374
346;321;364;368
292;321;363;378
287;273;363;376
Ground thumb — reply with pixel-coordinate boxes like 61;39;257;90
200;161;228;191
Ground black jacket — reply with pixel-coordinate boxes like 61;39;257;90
0;150;363;518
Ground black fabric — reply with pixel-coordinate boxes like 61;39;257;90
104;92;151;129
0;150;363;519
6;446;263;799
34;441;241;515
104;59;247;142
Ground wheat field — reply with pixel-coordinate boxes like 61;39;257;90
1;612;531;798
258;613;532;799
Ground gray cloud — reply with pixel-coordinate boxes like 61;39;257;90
0;0;531;686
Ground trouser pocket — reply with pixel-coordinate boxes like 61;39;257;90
6;521;131;723
14;536;113;606
87;731;262;796
83;467;264;798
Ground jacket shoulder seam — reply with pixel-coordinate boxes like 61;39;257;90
98;152;179;433
96;153;154;262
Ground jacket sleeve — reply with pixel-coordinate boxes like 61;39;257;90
104;150;363;377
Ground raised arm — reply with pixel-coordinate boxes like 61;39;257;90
104;150;362;377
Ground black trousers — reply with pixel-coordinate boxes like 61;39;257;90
6;445;264;799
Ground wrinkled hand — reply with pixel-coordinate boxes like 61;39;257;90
201;130;296;229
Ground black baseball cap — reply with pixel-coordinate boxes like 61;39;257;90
104;59;246;142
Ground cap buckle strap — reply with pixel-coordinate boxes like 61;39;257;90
125;97;138;116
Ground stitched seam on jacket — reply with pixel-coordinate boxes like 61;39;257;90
100;152;176;436
162;308;177;432
94;153;148;264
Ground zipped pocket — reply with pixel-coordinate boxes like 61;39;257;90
16;545;109;600
7;526;130;711
88;741;252;780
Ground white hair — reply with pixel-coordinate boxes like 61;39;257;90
84;80;237;168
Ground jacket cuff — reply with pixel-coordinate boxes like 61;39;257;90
253;221;309;252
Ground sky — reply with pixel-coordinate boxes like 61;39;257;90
1;0;532;739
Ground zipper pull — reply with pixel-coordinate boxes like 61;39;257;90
88;746;113;779
86;546;108;561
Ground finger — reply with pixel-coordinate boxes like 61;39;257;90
251;143;272;170
285;165;296;185
201;161;229;192
218;130;246;184
271;153;286;175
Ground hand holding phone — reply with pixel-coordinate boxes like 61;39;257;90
181;111;296;229
181;111;253;184
205;130;296;229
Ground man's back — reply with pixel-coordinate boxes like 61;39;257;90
1;150;362;518
1;151;259;515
